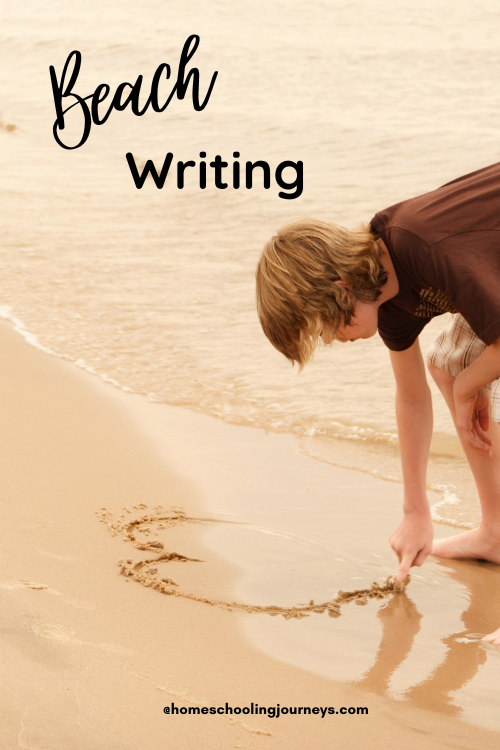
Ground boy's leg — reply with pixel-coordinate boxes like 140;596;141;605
427;362;500;562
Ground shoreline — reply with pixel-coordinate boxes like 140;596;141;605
0;304;478;536
1;320;500;748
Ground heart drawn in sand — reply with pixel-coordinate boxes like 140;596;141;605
95;505;409;620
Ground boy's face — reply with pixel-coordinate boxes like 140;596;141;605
321;300;379;344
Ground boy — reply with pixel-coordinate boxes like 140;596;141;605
256;162;500;645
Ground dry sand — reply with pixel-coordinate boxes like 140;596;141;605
1;320;500;750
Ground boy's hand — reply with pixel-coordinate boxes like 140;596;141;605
454;386;492;457
390;511;433;583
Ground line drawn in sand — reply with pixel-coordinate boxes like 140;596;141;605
95;504;409;619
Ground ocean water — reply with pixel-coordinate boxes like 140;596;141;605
2;0;500;528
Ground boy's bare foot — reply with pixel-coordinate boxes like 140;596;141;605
431;528;500;564
483;627;500;645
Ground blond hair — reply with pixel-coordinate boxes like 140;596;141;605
255;219;386;367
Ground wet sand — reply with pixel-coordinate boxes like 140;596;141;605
1;320;500;749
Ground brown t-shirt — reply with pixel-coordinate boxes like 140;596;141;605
370;162;500;351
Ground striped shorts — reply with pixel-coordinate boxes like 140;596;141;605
426;313;500;422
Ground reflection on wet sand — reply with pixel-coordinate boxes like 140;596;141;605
357;592;422;696
356;557;500;717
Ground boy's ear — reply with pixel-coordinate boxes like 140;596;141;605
334;280;354;298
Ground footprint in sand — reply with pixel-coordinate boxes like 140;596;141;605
0;580;96;611
29;621;132;653
0;580;58;593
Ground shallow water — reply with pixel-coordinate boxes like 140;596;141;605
3;0;500;527
117;394;500;733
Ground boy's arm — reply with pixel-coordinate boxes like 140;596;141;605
389;340;434;583
453;336;500;457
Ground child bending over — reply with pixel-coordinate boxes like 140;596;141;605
256;162;500;645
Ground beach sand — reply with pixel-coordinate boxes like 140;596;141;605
1;319;500;750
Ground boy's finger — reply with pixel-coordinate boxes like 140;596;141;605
413;547;429;566
477;411;490;433
467;430;491;450
463;429;492;456
475;423;492;446
395;554;413;583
